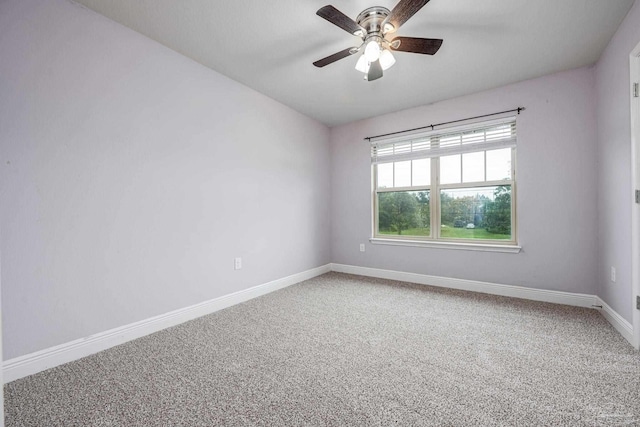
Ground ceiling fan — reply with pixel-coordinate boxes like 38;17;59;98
313;0;442;81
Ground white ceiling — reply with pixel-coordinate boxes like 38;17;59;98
74;0;635;127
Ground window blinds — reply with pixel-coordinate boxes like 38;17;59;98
371;116;517;164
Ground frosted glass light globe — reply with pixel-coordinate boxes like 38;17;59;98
379;49;396;70
364;40;381;62
355;55;370;73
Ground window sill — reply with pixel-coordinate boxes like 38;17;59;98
369;238;522;253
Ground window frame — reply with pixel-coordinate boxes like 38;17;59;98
371;118;519;250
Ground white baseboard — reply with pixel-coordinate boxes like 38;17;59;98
5;263;634;383
331;263;597;308
3;264;331;383
595;297;634;346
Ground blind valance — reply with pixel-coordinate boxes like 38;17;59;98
371;116;517;164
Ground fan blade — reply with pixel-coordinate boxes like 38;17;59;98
390;37;442;55
385;0;430;32
317;5;365;36
313;47;358;67
367;60;383;81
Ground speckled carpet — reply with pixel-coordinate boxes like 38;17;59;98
5;272;640;426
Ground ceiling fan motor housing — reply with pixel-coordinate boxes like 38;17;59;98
356;6;391;37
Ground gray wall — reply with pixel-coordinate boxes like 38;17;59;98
595;1;640;323
0;0;331;360
331;67;599;294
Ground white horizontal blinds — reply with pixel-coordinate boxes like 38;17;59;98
371;117;517;164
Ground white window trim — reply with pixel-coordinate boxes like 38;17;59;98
370;237;522;253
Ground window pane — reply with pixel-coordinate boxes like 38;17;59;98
439;185;511;240
377;163;393;188
377;190;430;237
462;151;485;183
412;159;430;186
394;161;411;188
486;148;512;181
440;154;461;184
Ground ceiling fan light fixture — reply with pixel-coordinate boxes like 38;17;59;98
379;49;396;70
355;54;370;73
364;38;381;62
383;22;395;34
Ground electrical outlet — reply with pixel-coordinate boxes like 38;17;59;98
359;243;365;252
610;266;616;282
234;257;242;270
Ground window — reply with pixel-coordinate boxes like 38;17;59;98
372;117;517;246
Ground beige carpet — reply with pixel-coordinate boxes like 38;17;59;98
5;272;640;426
